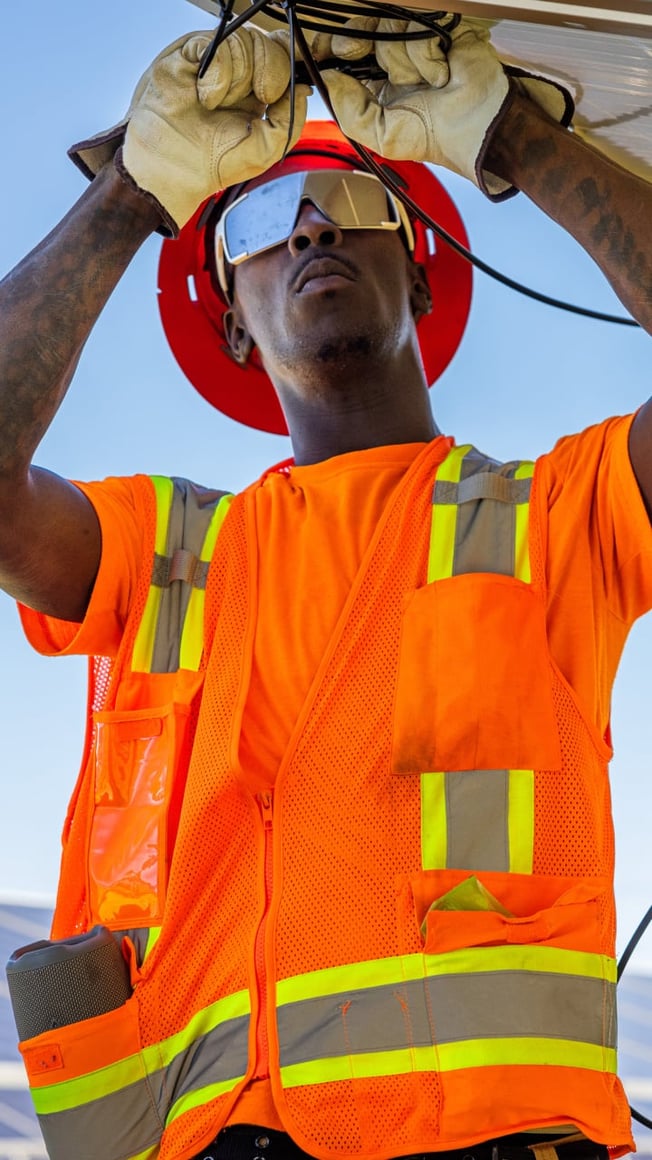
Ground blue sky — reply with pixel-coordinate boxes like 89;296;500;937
0;0;651;968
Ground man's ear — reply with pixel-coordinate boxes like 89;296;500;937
408;260;433;324
223;308;255;366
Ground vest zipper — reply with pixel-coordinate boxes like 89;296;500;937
253;790;274;1080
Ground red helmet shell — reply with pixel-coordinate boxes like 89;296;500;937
158;120;472;434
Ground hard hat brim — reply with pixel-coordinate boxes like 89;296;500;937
158;123;473;435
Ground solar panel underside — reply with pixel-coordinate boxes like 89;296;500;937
186;0;652;181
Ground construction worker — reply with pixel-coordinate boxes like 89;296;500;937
0;16;651;1160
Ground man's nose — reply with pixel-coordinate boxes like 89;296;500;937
288;202;344;254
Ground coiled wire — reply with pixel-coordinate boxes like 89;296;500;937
199;2;639;320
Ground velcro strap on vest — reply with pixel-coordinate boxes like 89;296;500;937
433;474;532;506
151;550;210;589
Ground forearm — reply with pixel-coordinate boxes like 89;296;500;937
486;91;652;334
0;163;161;479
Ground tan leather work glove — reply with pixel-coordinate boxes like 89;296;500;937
69;27;309;234
322;17;574;199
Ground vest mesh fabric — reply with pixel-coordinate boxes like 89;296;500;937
46;450;631;1160
51;478;158;940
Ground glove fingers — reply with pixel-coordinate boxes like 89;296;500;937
374;21;422;86
323;69;427;160
214;86;310;188
331;16;379;60
198;28;292;109
251;29;293;105
197;32;257;108
404;22;449;88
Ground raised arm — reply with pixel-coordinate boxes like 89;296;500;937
0;168;159;622
324;19;652;509
484;94;652;517
485;94;652;335
0;24;306;623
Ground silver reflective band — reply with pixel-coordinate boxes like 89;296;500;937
214;169;415;294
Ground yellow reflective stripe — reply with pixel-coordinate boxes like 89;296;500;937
166;1075;245;1127
421;771;447;870
179;494;234;672
277;955;425;1006
31;987;250;1115
427;445;470;583
144;925;162;962
281;1045;437;1087
280;1040;617;1089
507;769;534;874
440;1038;616;1073
424;945;616;982
132;476;175;673
277;946;615;1010
151;987;249;1071
31;1053;147;1115
514;461;534;584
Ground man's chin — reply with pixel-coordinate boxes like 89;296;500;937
314;334;373;365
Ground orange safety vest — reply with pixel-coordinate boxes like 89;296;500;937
18;443;633;1160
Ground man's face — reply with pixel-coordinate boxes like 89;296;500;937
220;168;431;393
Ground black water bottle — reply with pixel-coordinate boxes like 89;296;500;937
6;924;132;1040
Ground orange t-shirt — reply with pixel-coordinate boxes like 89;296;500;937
19;417;652;1130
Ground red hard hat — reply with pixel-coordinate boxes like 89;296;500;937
158;120;472;435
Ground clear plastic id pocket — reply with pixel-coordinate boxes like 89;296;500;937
89;673;202;928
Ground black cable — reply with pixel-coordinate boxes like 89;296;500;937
205;1;642;325
618;905;652;981
289;18;640;328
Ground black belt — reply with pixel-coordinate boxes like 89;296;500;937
191;1124;611;1160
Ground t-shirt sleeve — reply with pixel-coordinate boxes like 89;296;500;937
541;412;652;625
18;474;154;658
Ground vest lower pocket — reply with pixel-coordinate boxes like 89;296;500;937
392;574;562;773
89;675;202;929
396;869;616;1066
19;995;163;1160
401;867;611;956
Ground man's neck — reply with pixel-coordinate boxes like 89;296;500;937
288;397;441;467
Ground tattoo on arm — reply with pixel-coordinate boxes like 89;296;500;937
0;163;161;477
486;96;652;332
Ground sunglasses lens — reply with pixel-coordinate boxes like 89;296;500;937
222;173;306;264
220;171;402;268
303;171;398;229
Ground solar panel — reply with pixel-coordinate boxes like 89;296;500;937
185;0;652;181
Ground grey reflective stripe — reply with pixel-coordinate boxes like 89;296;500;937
445;769;510;871
150;479;231;674
34;1010;250;1160
432;449;533;578
277;974;616;1068
38;1081;162;1160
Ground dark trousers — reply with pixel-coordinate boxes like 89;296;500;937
190;1124;611;1160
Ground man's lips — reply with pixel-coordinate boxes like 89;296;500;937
293;255;358;293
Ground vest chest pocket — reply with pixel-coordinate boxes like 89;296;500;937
391;573;561;774
89;672;203;929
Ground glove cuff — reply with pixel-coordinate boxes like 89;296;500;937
68;123;128;182
475;70;575;202
113;147;178;238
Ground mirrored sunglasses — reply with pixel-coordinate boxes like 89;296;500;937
214;169;415;296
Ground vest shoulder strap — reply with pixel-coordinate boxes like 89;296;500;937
131;476;234;675
429;444;535;583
